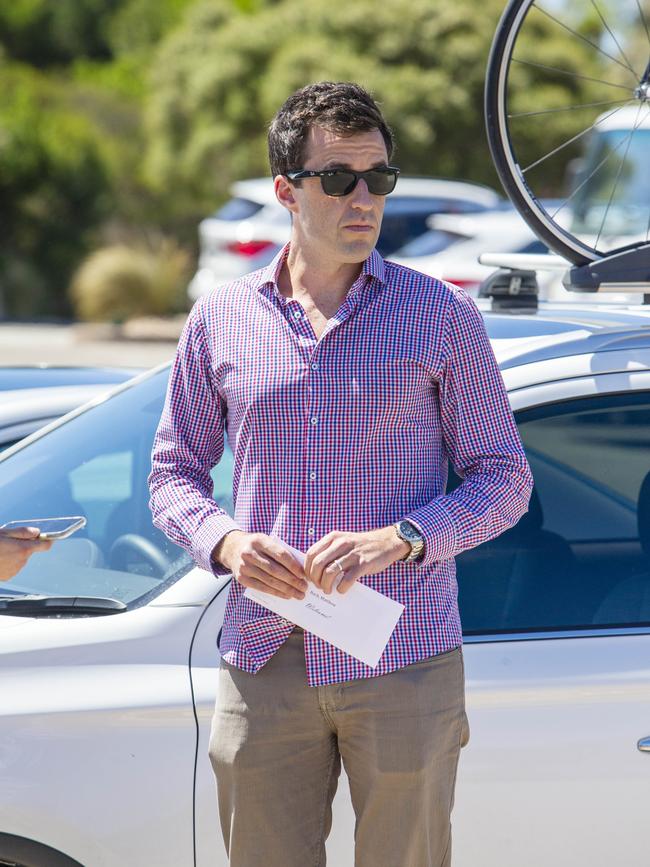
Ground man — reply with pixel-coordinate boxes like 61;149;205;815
0;526;52;582
149;81;534;866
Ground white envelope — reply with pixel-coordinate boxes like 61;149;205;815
244;538;405;668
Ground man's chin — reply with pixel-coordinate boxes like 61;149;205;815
339;235;378;261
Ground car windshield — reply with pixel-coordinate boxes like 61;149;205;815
570;129;650;236
0;367;234;607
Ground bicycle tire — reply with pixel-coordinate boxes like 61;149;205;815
485;0;650;266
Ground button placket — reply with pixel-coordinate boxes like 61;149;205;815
305;346;322;550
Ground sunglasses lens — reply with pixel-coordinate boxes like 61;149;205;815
366;170;397;195
321;172;356;196
319;169;398;196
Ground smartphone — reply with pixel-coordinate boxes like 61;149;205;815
0;516;87;540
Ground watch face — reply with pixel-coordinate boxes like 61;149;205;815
398;521;420;542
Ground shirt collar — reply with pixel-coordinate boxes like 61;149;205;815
257;242;386;300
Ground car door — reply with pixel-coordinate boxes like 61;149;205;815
453;370;650;867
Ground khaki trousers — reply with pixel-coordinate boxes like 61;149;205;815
209;628;470;867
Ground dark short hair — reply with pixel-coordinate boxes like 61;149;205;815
268;81;395;179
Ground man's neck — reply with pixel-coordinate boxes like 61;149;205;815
278;243;364;312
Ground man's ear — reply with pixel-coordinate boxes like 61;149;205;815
274;175;297;211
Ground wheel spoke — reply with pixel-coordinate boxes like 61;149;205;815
590;0;639;79
534;3;640;81
522;101;635;174
550;125;642;219
636;0;650;51
509;98;632;118
512;57;633;92
595;104;646;247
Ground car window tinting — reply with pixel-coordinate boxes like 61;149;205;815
392;229;465;258
214;197;264;221
0;369;234;607
378;197;491;257
454;391;650;635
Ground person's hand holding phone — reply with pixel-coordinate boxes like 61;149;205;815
0;527;53;582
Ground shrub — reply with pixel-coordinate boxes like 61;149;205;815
69;238;190;322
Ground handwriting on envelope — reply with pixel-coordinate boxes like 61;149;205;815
243;538;405;668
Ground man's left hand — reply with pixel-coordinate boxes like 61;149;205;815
304;527;411;595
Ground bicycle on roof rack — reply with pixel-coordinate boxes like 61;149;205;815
483;0;650;298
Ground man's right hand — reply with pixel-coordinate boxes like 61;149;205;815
212;531;308;600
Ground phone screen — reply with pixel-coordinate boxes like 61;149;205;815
1;517;86;540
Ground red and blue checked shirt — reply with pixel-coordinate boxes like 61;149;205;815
149;243;533;686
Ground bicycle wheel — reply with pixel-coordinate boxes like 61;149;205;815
486;0;650;265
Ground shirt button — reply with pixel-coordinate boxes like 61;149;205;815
293;309;302;319
307;528;315;536
311;363;319;371
310;417;318;425
309;472;317;481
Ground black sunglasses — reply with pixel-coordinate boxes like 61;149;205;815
284;166;400;197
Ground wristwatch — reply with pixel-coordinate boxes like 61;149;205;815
392;520;425;563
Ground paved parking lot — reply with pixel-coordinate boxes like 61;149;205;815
0;321;183;369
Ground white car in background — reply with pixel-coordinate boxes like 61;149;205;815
187;177;503;300
1;299;650;866
390;207;554;295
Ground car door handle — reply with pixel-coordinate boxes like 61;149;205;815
637;737;650;753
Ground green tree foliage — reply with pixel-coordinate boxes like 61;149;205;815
144;0;611;216
0;62;112;317
107;0;200;57
0;0;634;318
0;0;121;66
0;0;202;317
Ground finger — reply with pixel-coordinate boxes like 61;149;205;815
335;568;360;595
35;540;53;552
251;550;307;594
262;540;306;580
321;552;356;594
304;532;337;576
309;541;354;588
240;573;299;601
242;564;306;600
0;526;40;540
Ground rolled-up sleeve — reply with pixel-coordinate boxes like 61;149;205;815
148;301;240;574
406;289;534;568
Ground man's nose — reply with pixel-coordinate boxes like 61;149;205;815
350;179;374;210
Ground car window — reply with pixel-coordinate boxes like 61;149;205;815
378;197;490;257
0;369;234;607
213;197;264;221
0;439;22;453
392;229;466;258
454;392;650;635
518;239;549;254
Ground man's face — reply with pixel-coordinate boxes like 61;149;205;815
275;125;390;265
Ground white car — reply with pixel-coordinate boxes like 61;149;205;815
187;177;503;300
1;302;650;866
390;207;555;295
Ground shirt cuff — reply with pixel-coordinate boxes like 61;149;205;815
404;499;457;568
192;513;243;576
